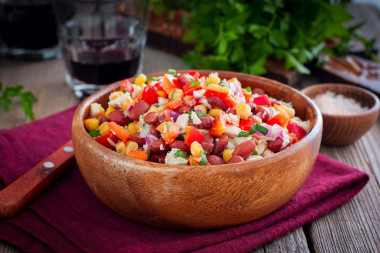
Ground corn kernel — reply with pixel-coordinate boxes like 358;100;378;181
148;106;159;113
96;107;105;118
194;104;207;114
236;103;251;120
190;141;204;157
208;109;223;117
223;149;234;163
169;89;184;100
280;104;295;118
115;141;126;154
105;106;116;118
99;122;111;136
110;91;124;100
125;141;138;155
84;118;99;131
209;74;221;84
127;122;138;135
135;73;147;86
156;90;167;98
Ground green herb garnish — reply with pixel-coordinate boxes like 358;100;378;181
142;123;146;128
165;122;170;129
249;123;269;135
192;162;199;166
168;69;177;76
89;129;101;138
252;149;258;156
200;150;208;165
0;83;37;120
174;150;189;159
244;87;252;93
122;89;128;94
195;112;208;118
146;77;159;82
169;90;175;101
238;131;250;137
178;163;189;166
190;79;200;87
206;77;210;85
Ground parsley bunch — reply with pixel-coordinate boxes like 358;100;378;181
180;0;373;75
0;82;37;120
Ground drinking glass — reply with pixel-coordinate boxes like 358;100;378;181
52;0;149;97
0;0;59;60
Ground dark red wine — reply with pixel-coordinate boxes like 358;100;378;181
0;4;58;49
69;49;140;85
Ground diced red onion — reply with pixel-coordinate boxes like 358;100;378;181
194;108;203;113
169;110;180;121
139;125;151;138
266;107;276;119
128;105;134;112
145;134;158;145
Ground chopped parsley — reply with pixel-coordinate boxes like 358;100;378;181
89;129;101;138
244;87;252;93
168;69;177;76
195;112;208;118
122;89;128;94
206;77;210;85
252;149;258;156
146;76;159;82
238;131;250;137
174;150;189;159
200;150;208;165
178;163;189;166
165;122;170;129
249;123;269;135
192;162;199;166
190;79;201;87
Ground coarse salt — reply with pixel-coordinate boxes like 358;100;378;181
312;91;368;115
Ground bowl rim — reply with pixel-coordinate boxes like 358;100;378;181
73;70;322;172
301;83;380;119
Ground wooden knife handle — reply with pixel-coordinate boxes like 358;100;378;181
0;140;75;218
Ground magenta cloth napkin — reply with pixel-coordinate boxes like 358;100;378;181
0;107;369;253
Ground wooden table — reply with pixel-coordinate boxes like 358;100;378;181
1;4;379;252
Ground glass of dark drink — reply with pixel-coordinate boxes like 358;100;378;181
0;0;59;60
52;0;149;98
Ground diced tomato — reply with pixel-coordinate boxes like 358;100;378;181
163;98;183;110
182;82;202;95
239;117;261;132
266;113;289;128
243;93;254;103
94;133;117;149
219;93;237;108
108;122;130;142
184;126;205;146
288;132;298;144
162;74;180;93
142;87;159;105
253;95;271;107
128;150;149;161
209;114;226;136
287;123;306;141
156;122;180;144
188;71;200;79
134;88;144;101
120;79;133;93
199;75;207;79
152;81;163;91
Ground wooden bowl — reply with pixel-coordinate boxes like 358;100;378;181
72;70;322;230
302;84;379;146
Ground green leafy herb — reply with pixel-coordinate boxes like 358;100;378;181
200;150;208;165
89;129;101;138
206;77;210;85
146;76;159;82
252;149;258;156
189;79;201;87
244;87;252;93
192;162;199;166
169;90;175;101
178;163;189;166
122;89;128;94
195;112;208;118
249;123;269;135
168;69;177;76
174;149;189;159
143;123;146;128
238;131;250;137
0;83;37;120
165;122;170;129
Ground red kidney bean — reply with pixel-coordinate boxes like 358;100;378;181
228;155;244;164
150;125;159;137
99;115;108;124
144;112;158;125
189;116;215;129
205;96;229;111
227;108;236;115
170;140;190;153
213;134;229;156
255;106;270;122
207;155;224;165
149;139;169;154
178;73;191;86
174;105;192;114
200;134;214;154
252;88;265;95
129;101;150;121
130;132;146;146
108;111;130;126
247;103;256;113
267;137;283;153
157;112;166;124
233;140;256;160
149;154;166;163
